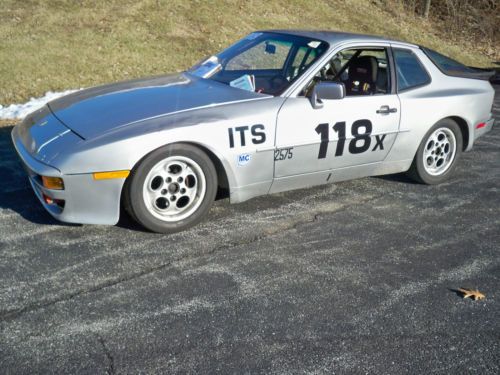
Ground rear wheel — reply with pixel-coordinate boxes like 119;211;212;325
126;144;217;233
407;119;463;184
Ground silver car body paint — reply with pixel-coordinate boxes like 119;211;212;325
11;31;495;225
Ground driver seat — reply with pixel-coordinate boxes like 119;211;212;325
346;56;378;95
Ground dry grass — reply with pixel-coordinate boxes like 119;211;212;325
379;0;499;62
0;119;18;128
0;0;498;104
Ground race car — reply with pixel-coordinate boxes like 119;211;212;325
12;30;495;233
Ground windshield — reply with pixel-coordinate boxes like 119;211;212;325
189;32;329;96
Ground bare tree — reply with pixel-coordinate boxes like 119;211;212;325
423;0;431;18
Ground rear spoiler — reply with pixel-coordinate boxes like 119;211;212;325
420;46;497;82
486;68;500;84
463;67;497;82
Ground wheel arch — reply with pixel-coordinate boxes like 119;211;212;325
182;141;231;199
407;116;465;184
446;116;470;151
405;115;470;165
121;141;233;210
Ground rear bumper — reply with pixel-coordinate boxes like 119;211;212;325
473;116;495;142
11;125;124;225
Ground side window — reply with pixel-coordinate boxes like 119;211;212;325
226;40;292;71
393;49;430;91
357;49;390;95
301;47;391;97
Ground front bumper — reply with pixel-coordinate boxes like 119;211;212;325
11;126;124;225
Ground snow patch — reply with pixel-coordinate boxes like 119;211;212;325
0;89;80;120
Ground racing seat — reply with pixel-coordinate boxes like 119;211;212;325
346;55;378;95
376;68;388;93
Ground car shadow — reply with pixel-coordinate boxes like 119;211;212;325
373;172;418;184
0;125;78;227
115;207;150;232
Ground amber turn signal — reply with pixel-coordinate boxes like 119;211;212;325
41;176;65;190
93;170;130;180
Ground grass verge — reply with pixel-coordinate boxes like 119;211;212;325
1;0;498;104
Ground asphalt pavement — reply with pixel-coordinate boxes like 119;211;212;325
0;87;499;374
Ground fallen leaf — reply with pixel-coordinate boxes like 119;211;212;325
458;288;485;301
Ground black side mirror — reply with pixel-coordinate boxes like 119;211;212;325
310;82;345;109
265;42;276;54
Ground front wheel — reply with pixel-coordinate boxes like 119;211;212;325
407;119;463;184
125;144;217;233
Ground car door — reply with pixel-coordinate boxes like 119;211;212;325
273;46;401;179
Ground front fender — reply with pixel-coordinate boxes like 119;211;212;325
51;98;282;201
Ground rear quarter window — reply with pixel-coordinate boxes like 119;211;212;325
422;47;475;74
393;49;431;92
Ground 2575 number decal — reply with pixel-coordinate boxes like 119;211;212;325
315;119;386;159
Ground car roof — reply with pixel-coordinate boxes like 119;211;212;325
259;29;417;48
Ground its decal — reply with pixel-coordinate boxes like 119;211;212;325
228;124;266;148
274;147;294;161
315;119;386;159
237;153;252;166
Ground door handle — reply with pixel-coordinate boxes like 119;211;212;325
376;105;397;114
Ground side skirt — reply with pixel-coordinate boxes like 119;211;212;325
268;159;413;195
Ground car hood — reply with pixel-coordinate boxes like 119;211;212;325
48;73;266;140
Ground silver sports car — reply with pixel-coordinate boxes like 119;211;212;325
12;30;495;233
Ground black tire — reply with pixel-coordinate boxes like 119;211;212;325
125;143;217;234
407;119;463;185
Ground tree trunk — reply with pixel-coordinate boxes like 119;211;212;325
423;0;431;18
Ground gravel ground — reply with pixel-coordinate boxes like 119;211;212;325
0;87;498;374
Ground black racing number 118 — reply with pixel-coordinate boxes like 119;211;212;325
315;119;384;159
